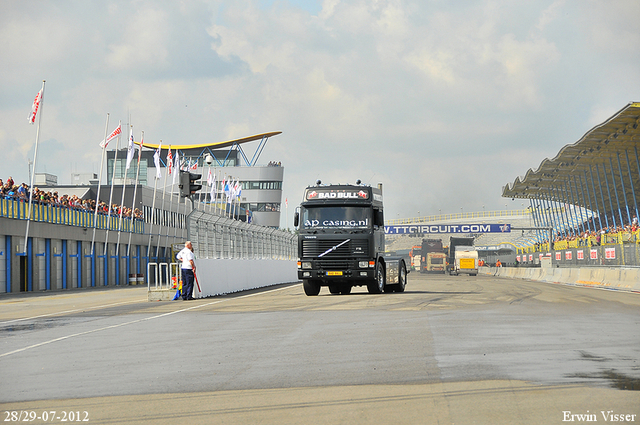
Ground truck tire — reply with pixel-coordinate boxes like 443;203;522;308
340;285;352;295
367;263;385;294
329;284;340;294
303;279;321;296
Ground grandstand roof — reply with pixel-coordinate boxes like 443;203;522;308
502;102;640;222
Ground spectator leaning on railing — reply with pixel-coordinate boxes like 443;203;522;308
2;176;144;221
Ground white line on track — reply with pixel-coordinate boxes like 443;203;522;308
0;285;295;359
0;299;147;325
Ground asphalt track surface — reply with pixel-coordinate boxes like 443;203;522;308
0;273;638;424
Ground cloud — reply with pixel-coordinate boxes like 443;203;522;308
1;0;638;228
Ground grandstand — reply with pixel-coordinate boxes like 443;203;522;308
503;102;640;245
387;102;640;268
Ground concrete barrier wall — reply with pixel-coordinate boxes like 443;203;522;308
194;259;298;298
479;266;640;293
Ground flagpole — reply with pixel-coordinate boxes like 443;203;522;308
165;146;177;247
209;165;216;214
232;180;237;220
215;168;220;216
197;157;204;206
103;120;122;270
116;122;132;259
233;179;238;220
228;175;232;219
23;80;46;255
172;150;180;240
236;180;241;220
147;142;161;262
156;142;168;256
214;169;220;216
91;113;110;256
127;131;143;257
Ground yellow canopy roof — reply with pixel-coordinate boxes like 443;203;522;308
137;131;282;150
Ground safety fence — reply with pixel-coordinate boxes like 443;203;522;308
514;243;640;268
186;210;296;260
0;198;144;233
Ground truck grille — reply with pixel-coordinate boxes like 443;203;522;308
317;260;350;270
302;239;368;258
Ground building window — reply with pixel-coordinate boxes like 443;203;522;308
241;202;280;212
241;181;282;190
107;158;148;186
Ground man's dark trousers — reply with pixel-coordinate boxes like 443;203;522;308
181;268;195;300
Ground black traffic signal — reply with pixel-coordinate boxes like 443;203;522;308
179;170;202;198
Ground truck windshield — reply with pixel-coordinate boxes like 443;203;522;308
302;206;371;229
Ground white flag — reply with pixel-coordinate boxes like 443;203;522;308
153;143;162;179
173;151;180;185
100;124;122;148
207;169;213;186
125;128;135;170
28;89;43;124
210;171;216;200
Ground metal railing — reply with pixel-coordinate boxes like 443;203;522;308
186;210;296;260
0;198;144;233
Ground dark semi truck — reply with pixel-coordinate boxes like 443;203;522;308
294;180;408;296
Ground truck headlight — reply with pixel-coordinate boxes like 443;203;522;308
301;262;312;269
358;261;369;268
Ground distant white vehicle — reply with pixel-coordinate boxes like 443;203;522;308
452;246;478;276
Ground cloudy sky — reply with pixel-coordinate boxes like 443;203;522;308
1;0;639;228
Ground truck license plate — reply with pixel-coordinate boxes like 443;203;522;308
327;271;343;276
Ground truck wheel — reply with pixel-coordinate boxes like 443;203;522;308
395;262;407;293
303;279;321;296
367;263;385;294
340;285;352;295
329;284;340;294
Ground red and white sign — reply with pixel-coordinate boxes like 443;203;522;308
565;251;572;260
556;252;562;261
529;254;533;262
605;247;616;259
577;250;584;260
590;249;598;260
516;255;521;262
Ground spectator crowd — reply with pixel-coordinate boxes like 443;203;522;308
1;176;143;220
530;214;639;251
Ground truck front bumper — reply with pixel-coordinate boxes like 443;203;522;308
298;269;373;280
297;259;374;281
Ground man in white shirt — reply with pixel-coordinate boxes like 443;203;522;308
176;241;196;300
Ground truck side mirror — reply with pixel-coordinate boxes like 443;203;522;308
294;212;299;227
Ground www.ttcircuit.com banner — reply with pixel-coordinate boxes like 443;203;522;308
384;223;511;235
